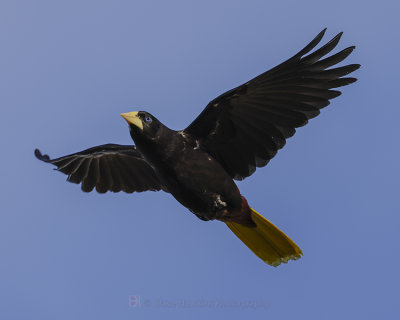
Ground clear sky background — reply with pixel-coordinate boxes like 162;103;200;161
1;0;399;319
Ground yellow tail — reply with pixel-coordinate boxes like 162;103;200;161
225;208;302;267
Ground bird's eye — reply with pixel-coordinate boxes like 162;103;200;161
145;116;152;123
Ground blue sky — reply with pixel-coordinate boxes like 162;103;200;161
1;0;399;319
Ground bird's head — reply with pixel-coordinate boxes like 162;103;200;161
120;111;164;144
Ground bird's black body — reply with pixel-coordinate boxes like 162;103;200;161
35;29;360;266
128;113;245;223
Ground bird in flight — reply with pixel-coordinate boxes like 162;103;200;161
35;29;359;267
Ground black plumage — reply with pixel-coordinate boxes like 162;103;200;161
35;145;163;193
35;29;359;266
184;29;359;180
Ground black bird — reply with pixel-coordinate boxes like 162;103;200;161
35;29;359;266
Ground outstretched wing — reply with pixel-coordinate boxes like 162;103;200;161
35;144;166;193
184;29;360;180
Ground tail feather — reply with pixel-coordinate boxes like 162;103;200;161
225;208;302;267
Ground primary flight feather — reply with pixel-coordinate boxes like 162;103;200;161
35;29;359;266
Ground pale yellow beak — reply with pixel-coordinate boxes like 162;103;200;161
120;111;143;130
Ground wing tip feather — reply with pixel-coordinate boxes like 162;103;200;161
34;148;50;162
